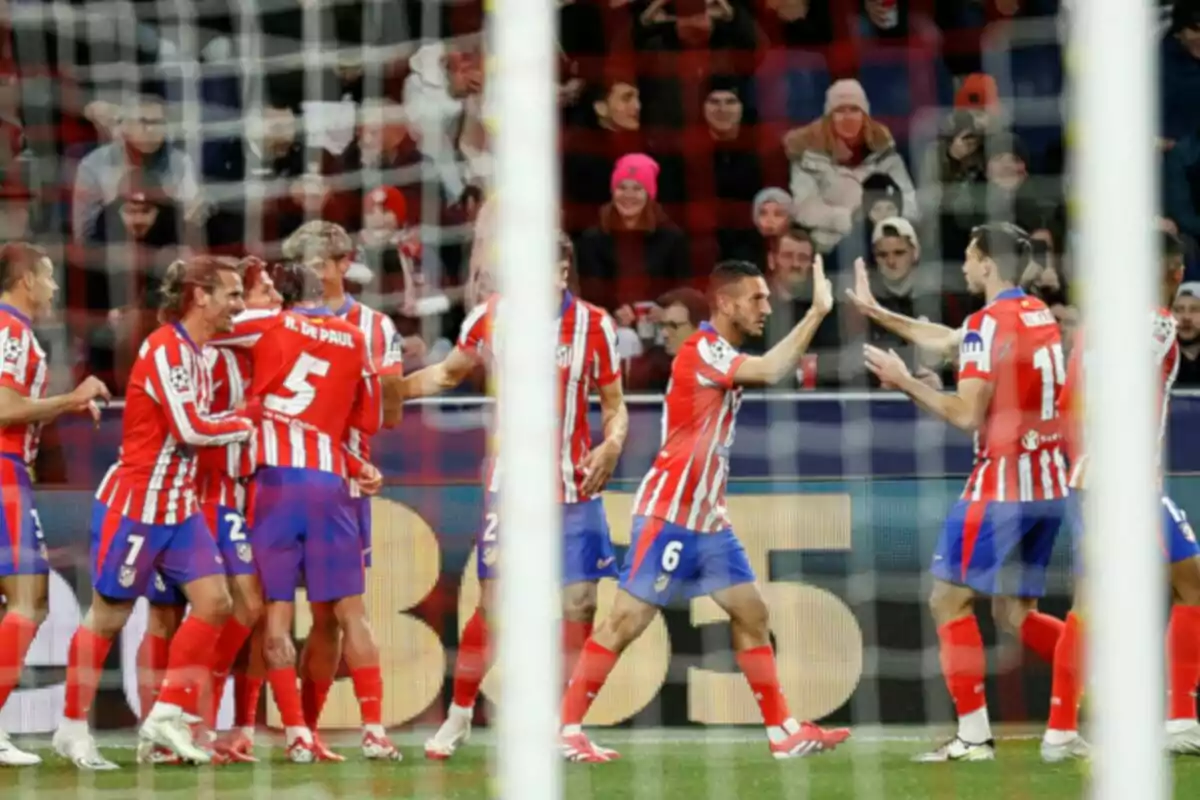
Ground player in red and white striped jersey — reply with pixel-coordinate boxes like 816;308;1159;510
562;259;851;763
408;231;630;761
215;257;395;762
286;220;407;749
1042;232;1200;761
857;223;1069;762
0;244;111;767
55;257;254;771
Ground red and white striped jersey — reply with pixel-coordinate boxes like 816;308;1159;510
217;307;381;477
1062;308;1179;490
456;292;621;502
97;324;255;525
195;346;253;510
336;298;403;472
632;322;745;532
0;303;48;466
957;288;1070;503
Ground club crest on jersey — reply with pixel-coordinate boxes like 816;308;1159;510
1022;430;1040;451
556;344;573;368
168;364;194;397
2;337;22;363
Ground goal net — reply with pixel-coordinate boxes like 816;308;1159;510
0;0;1185;797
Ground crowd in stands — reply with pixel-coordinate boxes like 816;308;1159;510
1;0;1199;392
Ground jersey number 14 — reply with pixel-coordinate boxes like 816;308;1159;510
1033;343;1066;421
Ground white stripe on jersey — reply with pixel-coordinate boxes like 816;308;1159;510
1018;454;1034;502
560;305;589;503
971;461;987;501
289;423;305;469
687;395;731;531
1038;449;1054;500
995;457;1006;502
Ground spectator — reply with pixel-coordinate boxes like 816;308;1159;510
357;186;421;299
983;133;1050;233
1175;282;1200;386
918;110;987;244
1165;126;1200;243
1161;3;1200;145
783;79;916;253
626;285;708;389
72;90;202;245
753;187;792;239
954;73;1001;124
0;179;31;240
576;153;690;332
1050;300;1080;356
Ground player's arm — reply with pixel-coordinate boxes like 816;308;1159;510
147;343;254;446
0;377;111;426
402;301;489;399
845;258;961;361
375;313;405;427
868;350;993;431
733;255;834;386
580;314;628;495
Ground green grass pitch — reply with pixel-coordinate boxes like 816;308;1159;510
4;728;1200;799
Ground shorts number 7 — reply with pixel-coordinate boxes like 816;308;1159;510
124;533;145;567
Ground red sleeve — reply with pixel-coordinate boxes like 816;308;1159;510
144;340;254;447
957;312;999;383
0;323;32;396
212;309;281;348
591;311;622;387
691;336;747;390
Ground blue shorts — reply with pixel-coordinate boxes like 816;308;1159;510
476;496;618;585
204;503;257;578
1067;492;1200;568
249;467;363;604
618;516;756;607
355;497;372;569
0;456;47;578
90;501;225;601
931;498;1066;598
145;571;185;606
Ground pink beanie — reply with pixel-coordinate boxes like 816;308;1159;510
824;79;870;115
611;153;660;200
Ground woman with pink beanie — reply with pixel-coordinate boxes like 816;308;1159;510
782;78;917;253
575;152;689;330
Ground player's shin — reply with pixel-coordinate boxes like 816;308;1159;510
155;615;226;717
300;602;340;730
0;610;40;712
1046;611;1084;739
561;638;620;728
1019;610;1065;665
204;618;255;728
453;607;491;710
1167;603;1200;726
64;625;116;721
937;614;992;743
136;632;171;720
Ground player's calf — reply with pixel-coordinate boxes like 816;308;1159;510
334;595;401;761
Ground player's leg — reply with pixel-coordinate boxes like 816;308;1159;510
700;528;849;759
0;574;47;766
990;594;1061;662
561;498;618;681
251;469;315;761
207;572;264;762
987;499;1067;662
1042;492;1088;762
425;579;494;760
56;502;157;771
1163;497;1200;753
300;600;341;732
137;595;184;721
0;472;50;767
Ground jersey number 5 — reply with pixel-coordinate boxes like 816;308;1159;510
264;353;331;416
1033;343;1066;421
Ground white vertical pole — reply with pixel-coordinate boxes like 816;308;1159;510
492;0;561;794
1077;1;1164;799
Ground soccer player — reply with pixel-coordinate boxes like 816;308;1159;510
408;232;629;761
0;243;111;767
561;259;849;763
1041;231;1200;760
216;259;391;762
53;256;255;770
280;221;405;746
855;223;1070;762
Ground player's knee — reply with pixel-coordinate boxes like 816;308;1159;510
927;581;972;626
731;600;771;642
237;591;265;628
990;596;1033;636
196;585;234;624
1171;558;1200;605
561;586;598;623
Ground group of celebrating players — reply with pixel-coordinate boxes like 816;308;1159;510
0;206;1194;769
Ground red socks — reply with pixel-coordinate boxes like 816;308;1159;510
135;633;171;718
561;639;619;726
268;667;306;727
157;617;223;713
351;666;384;726
302;678;334;730
204;620;254;728
562;620;593;686
235;674;264;729
735;645;791;727
937;616;988;718
0;612;39;712
1168;605;1200;721
1020;611;1065;665
64;627;114;721
1048;612;1083;732
453;609;491;708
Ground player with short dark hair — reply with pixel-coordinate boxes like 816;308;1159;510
854;223;1070;762
1040;230;1200;761
53;256;255;770
0;244;110;767
411;212;629;761
214;259;391;763
561;257;850;763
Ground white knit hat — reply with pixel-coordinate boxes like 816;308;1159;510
824;79;870;115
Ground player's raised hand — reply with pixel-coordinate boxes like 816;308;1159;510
357;463;384;496
844;258;880;316
864;344;911;389
810;254;833;315
579;438;621;496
